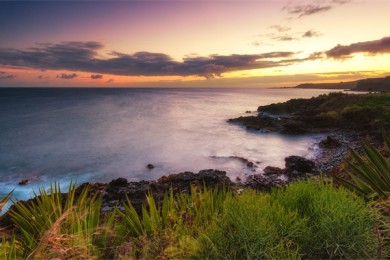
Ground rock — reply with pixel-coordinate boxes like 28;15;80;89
103;169;232;214
228;114;279;131
236;176;242;182
244;174;286;191
285;156;316;177
245;110;251;113
263;166;283;176
146;164;155;169
109;178;128;187
319;136;341;148
18;179;29;185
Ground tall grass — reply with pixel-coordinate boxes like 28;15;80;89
196;181;376;259
334;133;390;257
0;189;14;211
116;185;230;259
8;182;113;259
1;180;378;259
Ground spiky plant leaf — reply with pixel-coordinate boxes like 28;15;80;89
0;189;14;211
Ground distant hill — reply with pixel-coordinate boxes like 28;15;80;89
295;76;390;92
295;81;357;90
354;76;390;92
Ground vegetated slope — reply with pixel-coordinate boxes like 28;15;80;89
229;92;390;133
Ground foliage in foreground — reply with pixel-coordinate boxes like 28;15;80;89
334;133;390;256
5;182;114;259
0;181;378;259
335;133;390;200
0;189;14;211
197;181;376;259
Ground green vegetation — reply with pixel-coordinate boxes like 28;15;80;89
198;182;375;259
260;92;390;131
0;189;14;211
334;133;390;200
0;180;378;259
334;133;390;257
6;182;114;258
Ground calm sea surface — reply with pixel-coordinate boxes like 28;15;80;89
0;87;336;208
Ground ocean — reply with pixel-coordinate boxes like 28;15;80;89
0;87;335;210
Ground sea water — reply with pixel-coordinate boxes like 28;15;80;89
0;87;335;210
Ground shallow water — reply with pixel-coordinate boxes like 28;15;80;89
0;87;334;210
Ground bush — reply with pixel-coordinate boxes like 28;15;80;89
196;181;376;259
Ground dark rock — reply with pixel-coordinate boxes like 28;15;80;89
236;176;242;182
244;174;286;191
245;110;251;113
280;120;308;134
18;179;29;185
228;114;279;131
263;166;283;176
246;162;254;167
319;136;341;148
102;169;232;214
147;164;155;169
109;178;128;187
285;156;316;177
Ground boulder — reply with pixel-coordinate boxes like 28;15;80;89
319;136;341;148
285;156;316;177
263;166;283;176
244;174;286;191
18;179;29;185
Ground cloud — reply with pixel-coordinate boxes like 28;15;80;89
57;73;78;79
0;41;313;78
105;79;114;84
302;30;321;38
272;35;298;41
91;74;103;79
269;25;291;33
0;71;16;79
326;36;390;59
283;0;352;18
284;5;332;17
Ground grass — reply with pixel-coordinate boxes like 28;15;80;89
7;182;114;259
0;189;14;211
0;180;380;259
334;132;390;257
197;181;376;259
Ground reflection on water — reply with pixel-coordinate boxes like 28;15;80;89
0;87;333;209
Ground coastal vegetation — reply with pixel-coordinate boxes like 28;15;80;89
1;92;390;259
0;180;379;259
229;92;390;133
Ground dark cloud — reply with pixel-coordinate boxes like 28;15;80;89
284;5;332;17
57;73;78;79
326;37;390;59
283;0;352;18
302;30;321;38
0;71;16;79
106;79;114;84
0;41;309;78
91;74;103;79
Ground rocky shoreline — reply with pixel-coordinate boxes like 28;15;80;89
2;92;387;234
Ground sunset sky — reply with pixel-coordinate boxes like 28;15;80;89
0;0;389;88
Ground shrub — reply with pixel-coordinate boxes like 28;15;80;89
196;181;376;259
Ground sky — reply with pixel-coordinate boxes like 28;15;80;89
0;0;389;88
